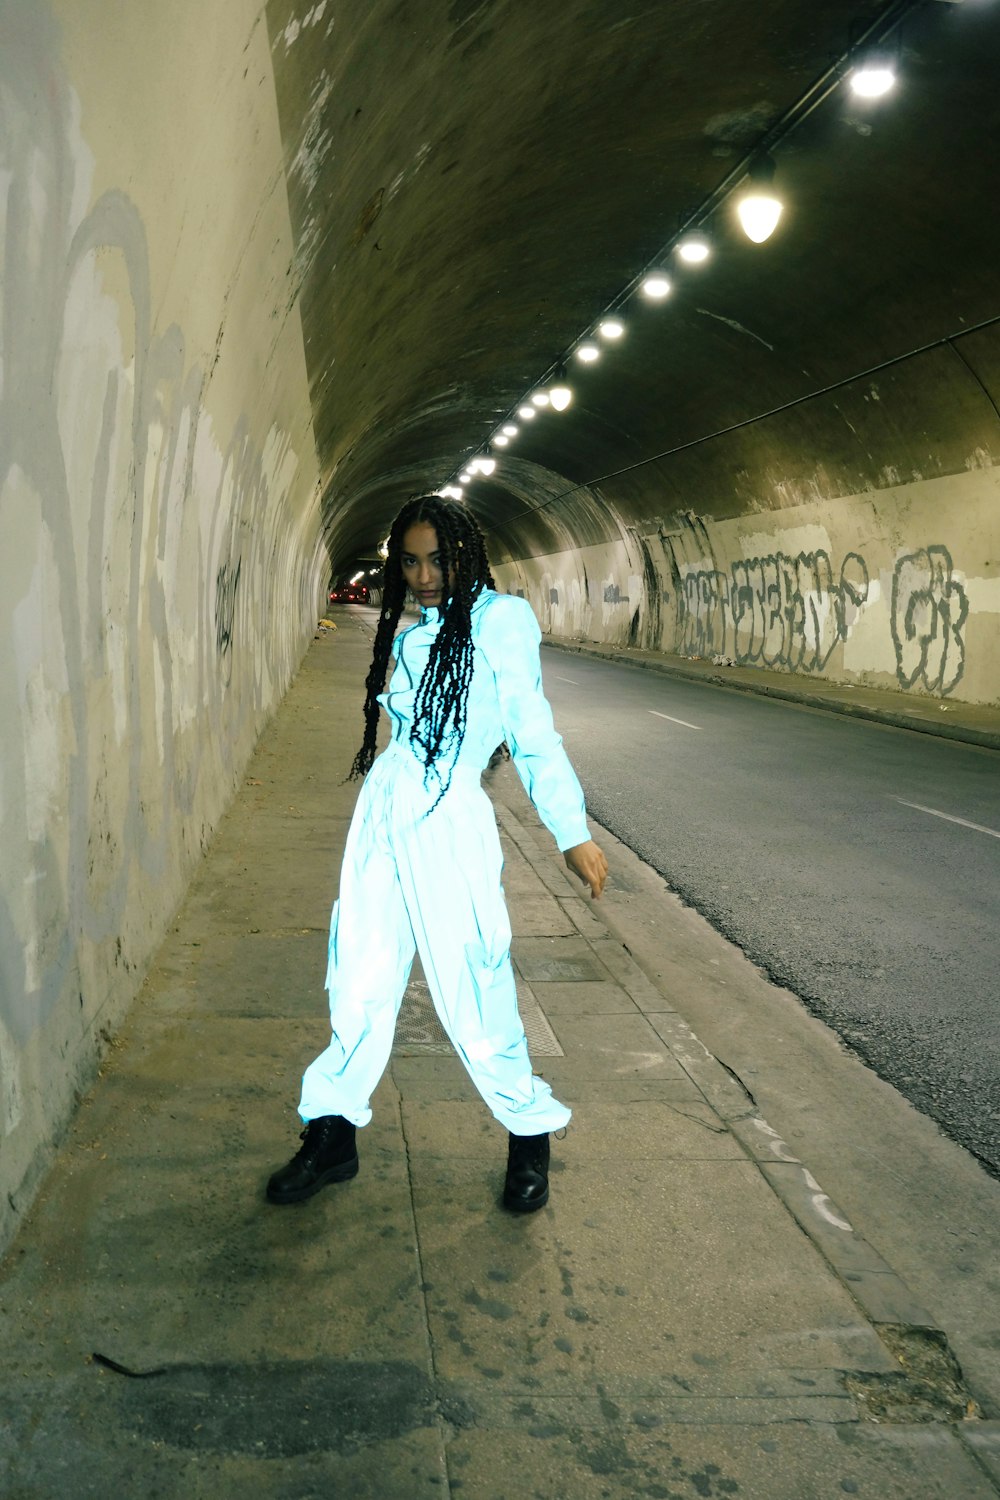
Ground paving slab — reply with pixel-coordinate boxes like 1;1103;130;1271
446;1424;998;1500
538;1013;689;1080
961;1423;1000;1488
531;979;642;1015
512;934;615;984
497;837;577;937
142;931;330;1019
409;1155;896;1383
178;854;339;934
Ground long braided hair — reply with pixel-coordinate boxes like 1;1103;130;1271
348;495;496;796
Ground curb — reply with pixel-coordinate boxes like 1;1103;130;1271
493;785;948;1343
542;637;1000;754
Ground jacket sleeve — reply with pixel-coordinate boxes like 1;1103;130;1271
478;596;591;852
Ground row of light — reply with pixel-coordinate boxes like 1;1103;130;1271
435;45;902;502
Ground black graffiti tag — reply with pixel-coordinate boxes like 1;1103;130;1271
890;546;968;695
678;549;869;672
215;554;242;660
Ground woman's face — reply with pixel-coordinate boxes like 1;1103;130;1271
400;521;455;609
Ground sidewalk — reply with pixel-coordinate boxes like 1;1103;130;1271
1;615;997;1498
543;637;1000;753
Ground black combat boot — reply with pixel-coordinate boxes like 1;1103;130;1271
266;1115;359;1204
502;1131;550;1213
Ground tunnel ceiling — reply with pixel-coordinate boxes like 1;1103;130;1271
265;0;1000;567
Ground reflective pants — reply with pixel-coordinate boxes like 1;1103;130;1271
299;743;571;1134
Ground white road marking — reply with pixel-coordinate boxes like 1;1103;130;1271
649;709;702;731
802;1168;853;1232
892;797;1000;841
555;675;579;684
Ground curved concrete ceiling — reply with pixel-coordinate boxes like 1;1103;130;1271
266;0;1000;569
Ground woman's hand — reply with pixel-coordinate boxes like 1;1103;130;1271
563;840;609;899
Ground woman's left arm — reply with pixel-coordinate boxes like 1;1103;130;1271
479;598;607;896
564;839;609;900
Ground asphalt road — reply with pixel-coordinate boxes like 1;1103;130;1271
542;648;1000;1176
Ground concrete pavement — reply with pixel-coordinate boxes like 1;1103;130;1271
1;612;998;1498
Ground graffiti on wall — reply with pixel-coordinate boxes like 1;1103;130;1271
890;546;968;694
0;5;316;1095
675;549;871;673
667;532;973;695
215;555;243;663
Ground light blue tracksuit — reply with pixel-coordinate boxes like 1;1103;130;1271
298;587;590;1134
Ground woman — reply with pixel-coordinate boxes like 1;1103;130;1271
266;494;608;1213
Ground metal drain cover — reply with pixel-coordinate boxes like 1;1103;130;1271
393;975;563;1057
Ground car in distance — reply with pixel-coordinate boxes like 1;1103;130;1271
328;583;370;604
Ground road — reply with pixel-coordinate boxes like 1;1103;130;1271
542;648;1000;1175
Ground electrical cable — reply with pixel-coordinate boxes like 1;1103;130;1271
450;0;926;480
482;311;1000;535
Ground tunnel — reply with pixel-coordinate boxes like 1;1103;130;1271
2;0;1000;1490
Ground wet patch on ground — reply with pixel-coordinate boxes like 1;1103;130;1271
109;1357;438;1457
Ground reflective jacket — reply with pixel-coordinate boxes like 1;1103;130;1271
379;588;590;852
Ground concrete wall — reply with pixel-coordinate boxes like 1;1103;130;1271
495;466;1000;704
494;354;1000;708
0;1;322;1251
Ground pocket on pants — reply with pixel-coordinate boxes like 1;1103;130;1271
324;900;341;991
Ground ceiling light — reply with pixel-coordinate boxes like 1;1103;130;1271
459;471;472;483
438;484;463;500
548;365;573;411
641;273;672;299
847;28;899;98
477;455;496;475
736;155;783;243
849;60;896;98
501;423;518;436
494;434;509;446
576;343;600;363
531;392;550;407
517;404;537;420
677;233;711;264
598;319;624;339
